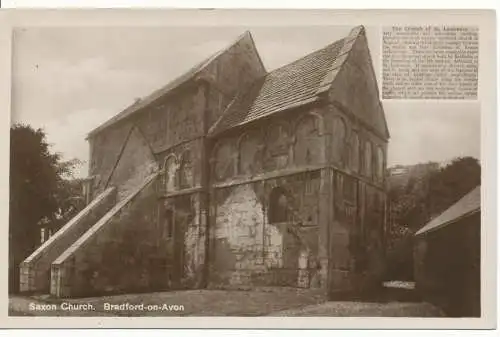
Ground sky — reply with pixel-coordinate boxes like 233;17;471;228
11;26;480;178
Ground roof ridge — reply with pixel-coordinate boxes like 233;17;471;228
197;30;253;71
245;31;267;74
86;30;252;139
316;25;365;95
263;37;347;77
267;25;364;79
208;26;364;135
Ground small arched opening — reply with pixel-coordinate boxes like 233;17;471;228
268;187;292;225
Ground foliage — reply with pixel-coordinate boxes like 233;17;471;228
385;157;481;281
49;177;87;232
10;124;59;252
9;123;84;292
427;157;481;218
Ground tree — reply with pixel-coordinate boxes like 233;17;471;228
9;124;83;293
385;157;481;281
427;157;481;219
48;174;86;234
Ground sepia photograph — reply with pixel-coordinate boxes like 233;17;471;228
1;9;496;329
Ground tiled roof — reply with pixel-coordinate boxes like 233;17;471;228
209;26;365;135
415;185;481;236
87;32;255;139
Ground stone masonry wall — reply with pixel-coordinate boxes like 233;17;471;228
208;105;334;291
204;32;267;127
136;85;206;154
88;124;132;196
51;174;162;298
321;29;388;297
209;171;322;289
89;83;206;197
326;30;388;188
107;126;158;200
160;192;207;289
328;168;387;297
89;31;267;197
19;187;117;293
210;107;327;185
156;138;204;192
328;169;356;294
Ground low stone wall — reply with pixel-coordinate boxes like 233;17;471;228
19;187;117;293
50;173;162;298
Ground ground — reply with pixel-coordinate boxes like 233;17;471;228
9;282;445;317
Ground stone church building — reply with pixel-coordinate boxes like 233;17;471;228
20;26;390;298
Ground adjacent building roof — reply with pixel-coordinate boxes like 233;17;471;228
209;26;365;135
415;185;481;236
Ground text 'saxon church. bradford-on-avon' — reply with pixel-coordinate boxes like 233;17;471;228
20;26;390;299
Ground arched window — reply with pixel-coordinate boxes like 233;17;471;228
350;132;360;172
364;141;372;178
376;146;384;181
295;116;321;166
268;187;291;224
163;155;178;192
331;116;347;165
